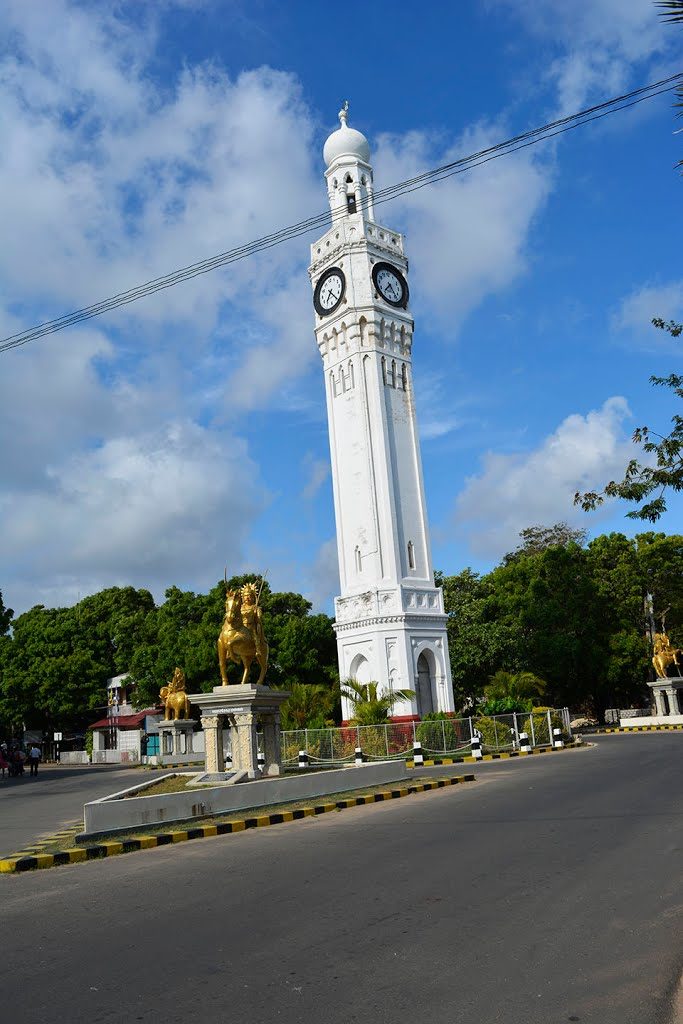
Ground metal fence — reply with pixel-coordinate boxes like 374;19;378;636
281;708;571;766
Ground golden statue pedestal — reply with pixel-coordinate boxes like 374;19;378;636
157;718;196;760
188;685;290;780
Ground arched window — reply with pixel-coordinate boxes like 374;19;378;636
348;360;355;389
408;541;416;570
381;356;387;385
390;359;396;388
345;173;353;184
355;546;362;573
401;363;408;390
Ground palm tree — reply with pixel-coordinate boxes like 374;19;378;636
656;2;683;168
280;683;335;731
484;670;546;705
340;679;415;726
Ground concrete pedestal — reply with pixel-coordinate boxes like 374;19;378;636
648;675;683;718
188;684;290;780
157;718;196;758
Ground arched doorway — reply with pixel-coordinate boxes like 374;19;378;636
416;652;434;717
349;653;371;685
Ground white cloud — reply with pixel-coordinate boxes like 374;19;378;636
306;538;340;612
492;0;675;112
0;420;267;610
301;455;330;501
612;280;683;337
0;1;323;611
414;371;463;441
374;124;553;330
454;397;634;558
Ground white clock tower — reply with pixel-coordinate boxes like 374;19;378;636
309;104;454;721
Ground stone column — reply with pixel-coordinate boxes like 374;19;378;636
201;714;223;773
262;712;282;776
173;729;182;755
668;688;681;715
232;712;260;778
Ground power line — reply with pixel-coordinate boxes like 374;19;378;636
1;72;681;355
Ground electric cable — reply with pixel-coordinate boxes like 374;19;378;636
1;72;681;355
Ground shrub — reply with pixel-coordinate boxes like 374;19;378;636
529;707;566;744
472;716;515;751
416;712;466;752
479;696;533;716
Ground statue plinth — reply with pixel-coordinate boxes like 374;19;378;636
189;685;290;779
157;718;196;758
647;674;683;717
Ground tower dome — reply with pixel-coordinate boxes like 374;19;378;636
323;102;371;167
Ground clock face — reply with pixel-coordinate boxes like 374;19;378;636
314;267;345;316
372;261;409;308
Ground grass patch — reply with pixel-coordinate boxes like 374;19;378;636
122;774;195;798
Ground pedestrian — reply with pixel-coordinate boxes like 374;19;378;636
0;747;8;779
28;744;41;777
12;748;25;777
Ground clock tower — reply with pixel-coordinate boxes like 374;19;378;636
309;104;454;720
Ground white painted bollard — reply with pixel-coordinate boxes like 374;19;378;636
355;746;364;766
470;736;483;760
257;751;266;771
412;741;424;767
553;727;564;749
519;731;531;754
298;750;309;770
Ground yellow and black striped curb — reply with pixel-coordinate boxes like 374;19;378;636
596;724;683;734
0;774;475;874
407;742;583;768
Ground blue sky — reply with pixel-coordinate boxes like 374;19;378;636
0;0;681;616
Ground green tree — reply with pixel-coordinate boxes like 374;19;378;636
280;682;337;731
576;319;682;521
0;587;155;732
128;577;338;709
0;590;13;636
486;542;610;715
503;523;587;563
481;670;546;714
438;568;522;710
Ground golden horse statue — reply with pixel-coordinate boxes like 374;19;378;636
652;632;683;679
159;667;192;720
217;583;269;686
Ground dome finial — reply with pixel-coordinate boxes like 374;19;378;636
338;100;349;127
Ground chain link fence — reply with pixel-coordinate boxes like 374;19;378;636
281;708;571;766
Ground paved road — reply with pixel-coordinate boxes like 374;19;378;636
0;765;144;854
2;735;682;1024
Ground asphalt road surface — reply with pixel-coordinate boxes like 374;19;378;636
2;735;682;1024
0;764;144;854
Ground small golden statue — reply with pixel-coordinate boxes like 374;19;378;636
217;576;269;686
159;667;192;720
652;633;683;679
